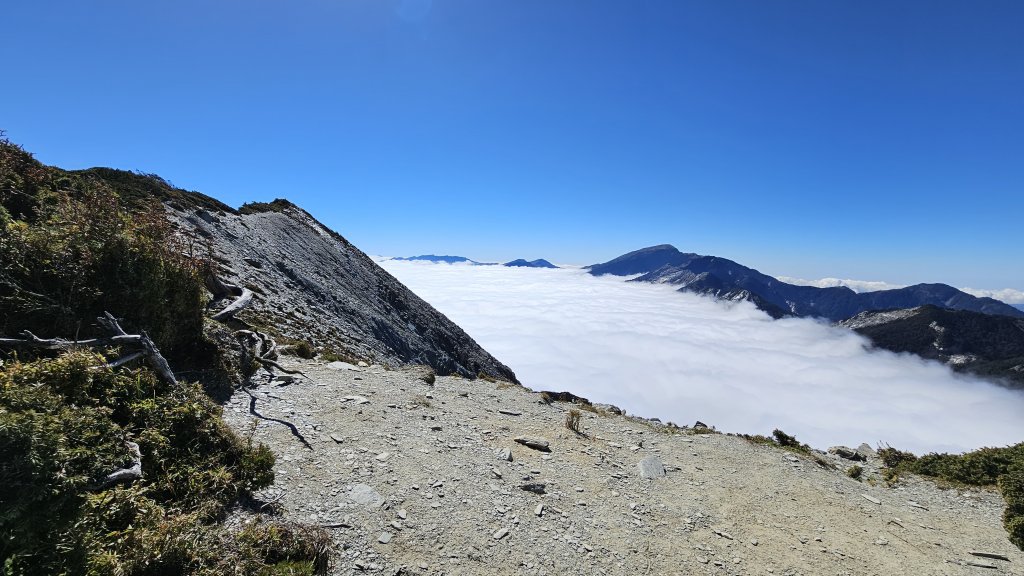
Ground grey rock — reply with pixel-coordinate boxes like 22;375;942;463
348;483;384;507
514;436;551;452
637;455;666;479
495;448;513;461
378;532;393;544
498;409;523;416
829;446;866;461
168;201;518;381
520;483;546;494
857;443;878;458
493;527;509;540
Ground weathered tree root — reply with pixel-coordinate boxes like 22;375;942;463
206;273;254;321
0;312;177;387
95;440;143;490
242;386;312;451
235;329;308;379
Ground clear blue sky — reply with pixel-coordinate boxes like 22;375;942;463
4;0;1022;290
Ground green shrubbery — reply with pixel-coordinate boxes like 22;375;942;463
0;352;320;574
1;136;207;362
0;137;331;573
879;442;1024;550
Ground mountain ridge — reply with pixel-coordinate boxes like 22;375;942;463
589;245;1024;321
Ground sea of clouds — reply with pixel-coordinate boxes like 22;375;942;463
379;260;1024;454
778;276;1024;304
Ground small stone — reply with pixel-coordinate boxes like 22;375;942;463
520;483;546;494
390;521;403;530
378;532;393;544
514;436;551;452
357;361;369;367
875;538;889;546
535;504;545;517
862;494;882;505
498;409;523;416
637;455;666;479
696;556;709;564
495;448;513;461
493;527;509;540
398;509;408;520
750;539;759;546
491;468;502;479
419;370;436;385
329;434;345;443
375;452;390;461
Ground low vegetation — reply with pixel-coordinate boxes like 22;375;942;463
565;408;584;435
0;136;331;573
740;429;831;468
879;443;1024;550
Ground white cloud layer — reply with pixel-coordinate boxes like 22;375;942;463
961;287;1024;304
779;276;1024;304
380;260;1024;454
776;276;906;293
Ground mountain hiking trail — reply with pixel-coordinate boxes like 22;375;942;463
222;358;1022;575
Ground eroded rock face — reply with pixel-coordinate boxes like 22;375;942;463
168;200;516;381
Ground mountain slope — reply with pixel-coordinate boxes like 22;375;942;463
589;245;1024;321
841;305;1024;388
168;200;517;381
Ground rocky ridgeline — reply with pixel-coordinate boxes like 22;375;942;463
223;358;1023;576
166;200;515;381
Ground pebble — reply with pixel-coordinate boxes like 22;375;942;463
378;532;393;544
493;527;509;540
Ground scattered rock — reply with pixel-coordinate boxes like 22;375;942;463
378;532;393;544
862;494;882;505
348;483;384;507
856;443;878;458
514;436;551;452
495;447;513;461
535;504;544;517
341;395;370;405
637;455;667;479
520;483;546;494
498;409;523;416
829;446;867;461
493;527;509;540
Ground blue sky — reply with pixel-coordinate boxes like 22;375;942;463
4;0;1023;290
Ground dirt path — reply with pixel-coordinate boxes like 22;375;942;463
222;358;1022;575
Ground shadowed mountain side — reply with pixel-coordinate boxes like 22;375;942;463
841;305;1024;388
589;245;1024;321
168;199;516;381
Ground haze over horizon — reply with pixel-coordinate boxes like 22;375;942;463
3;0;1022;292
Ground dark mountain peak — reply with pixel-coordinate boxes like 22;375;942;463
587;244;699;276
592;246;1024;321
505;259;558;269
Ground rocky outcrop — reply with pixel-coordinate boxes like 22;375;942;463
168;199;516;381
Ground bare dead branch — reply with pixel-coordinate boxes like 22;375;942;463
95;440;143;490
211;287;253;321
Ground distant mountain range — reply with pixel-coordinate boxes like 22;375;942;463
504;258;558;269
393;255;487;265
587;245;1024;321
840;305;1024;388
393;255;558;269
